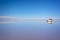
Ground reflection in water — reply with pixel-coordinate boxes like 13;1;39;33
0;23;60;40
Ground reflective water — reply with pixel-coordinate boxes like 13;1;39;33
0;22;60;40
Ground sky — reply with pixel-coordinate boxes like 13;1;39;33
0;0;60;40
0;0;60;17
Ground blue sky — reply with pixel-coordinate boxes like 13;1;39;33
0;0;60;17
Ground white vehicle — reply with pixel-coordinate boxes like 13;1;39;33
47;19;53;24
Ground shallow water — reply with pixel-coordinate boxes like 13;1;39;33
0;22;60;40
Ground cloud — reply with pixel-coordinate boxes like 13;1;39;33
0;16;60;24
